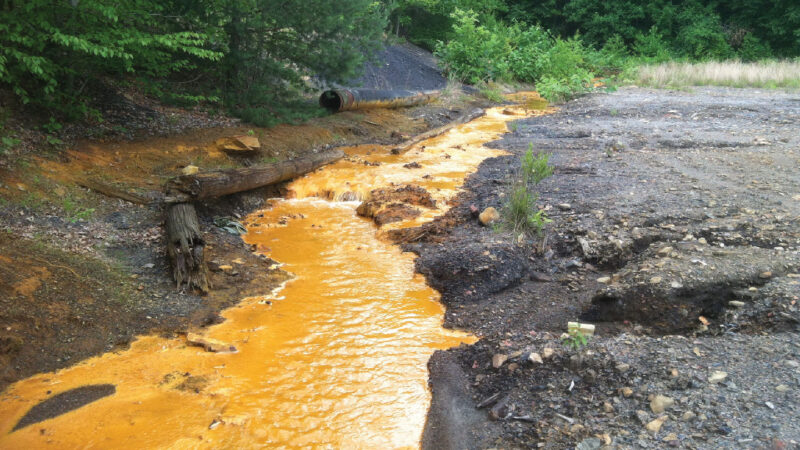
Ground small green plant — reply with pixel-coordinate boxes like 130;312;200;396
503;183;551;235
521;145;553;184
477;81;505;103
247;129;255;136
562;330;589;351
0;136;21;155
62;196;95;223
509;122;518;132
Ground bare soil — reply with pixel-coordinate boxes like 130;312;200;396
414;86;800;449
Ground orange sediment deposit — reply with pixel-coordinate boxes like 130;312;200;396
0;93;548;448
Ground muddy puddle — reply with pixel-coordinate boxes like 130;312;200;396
0;94;548;448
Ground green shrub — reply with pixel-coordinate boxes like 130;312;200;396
633;27;673;63
435;9;512;83
737;35;773;61
538;69;593;103
673;6;732;60
507;25;552;82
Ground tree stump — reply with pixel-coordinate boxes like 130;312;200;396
166;203;210;293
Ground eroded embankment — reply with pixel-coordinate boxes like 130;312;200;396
416;87;800;449
0;98;549;448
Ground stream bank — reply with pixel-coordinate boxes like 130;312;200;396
415;86;800;448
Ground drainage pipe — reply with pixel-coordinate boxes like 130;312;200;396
319;89;440;112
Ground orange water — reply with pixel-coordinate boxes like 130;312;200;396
0;97;548;449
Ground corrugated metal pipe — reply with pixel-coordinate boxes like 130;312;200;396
319;89;440;112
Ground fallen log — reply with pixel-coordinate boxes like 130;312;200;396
164;149;344;202
391;108;485;154
77;178;154;205
166;202;210;293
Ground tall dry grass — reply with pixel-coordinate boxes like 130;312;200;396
637;60;800;89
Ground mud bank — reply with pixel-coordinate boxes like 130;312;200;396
416;87;800;448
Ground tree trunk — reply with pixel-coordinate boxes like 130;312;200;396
165;149;344;202
166;203;210;294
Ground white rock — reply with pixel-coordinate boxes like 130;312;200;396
708;371;728;384
528;352;543;364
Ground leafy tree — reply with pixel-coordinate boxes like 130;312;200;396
0;0;220;119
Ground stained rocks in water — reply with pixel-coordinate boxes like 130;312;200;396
356;185;435;226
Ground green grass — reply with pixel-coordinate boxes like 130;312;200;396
503;183;551;236
62;195;96;223
477;81;505;103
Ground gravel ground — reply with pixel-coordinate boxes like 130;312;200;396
347;41;446;91
414;86;800;449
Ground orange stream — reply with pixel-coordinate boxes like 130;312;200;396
0;96;547;449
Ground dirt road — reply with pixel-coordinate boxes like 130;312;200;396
419;87;800;448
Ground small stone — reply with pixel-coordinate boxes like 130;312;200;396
492;353;508;368
530;272;552;282
597;276;611;284
776;385;789;392
657;246;673;256
697;237;707;244
662;433;678;442
765;401;775;410
528;352;543;364
187;333;237;353
182;165;199;175
650;276;663;284
575;437;602;450
670;281;683;289
728;301;745;308
620;387;633;397
646;416;667;434
650;395;675;414
507;363;519;372
615;363;630;372
760;271;773;279
603;402;614;413
557;203;572;211
542;348;555;359
479;207;500;226
219;264;234;272
708;371;728;384
143;263;155;269
681;411;696;421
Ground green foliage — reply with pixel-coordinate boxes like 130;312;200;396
538;70;593;103
476;82;505;103
632;27;673;63
1;0;387;126
434;9;512;83
502;147;553;236
737;35;774;62
562;330;589;351
504;183;550;235
62;196;95;223
521;145;553;184
0;0;221;119
672;4;732;60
